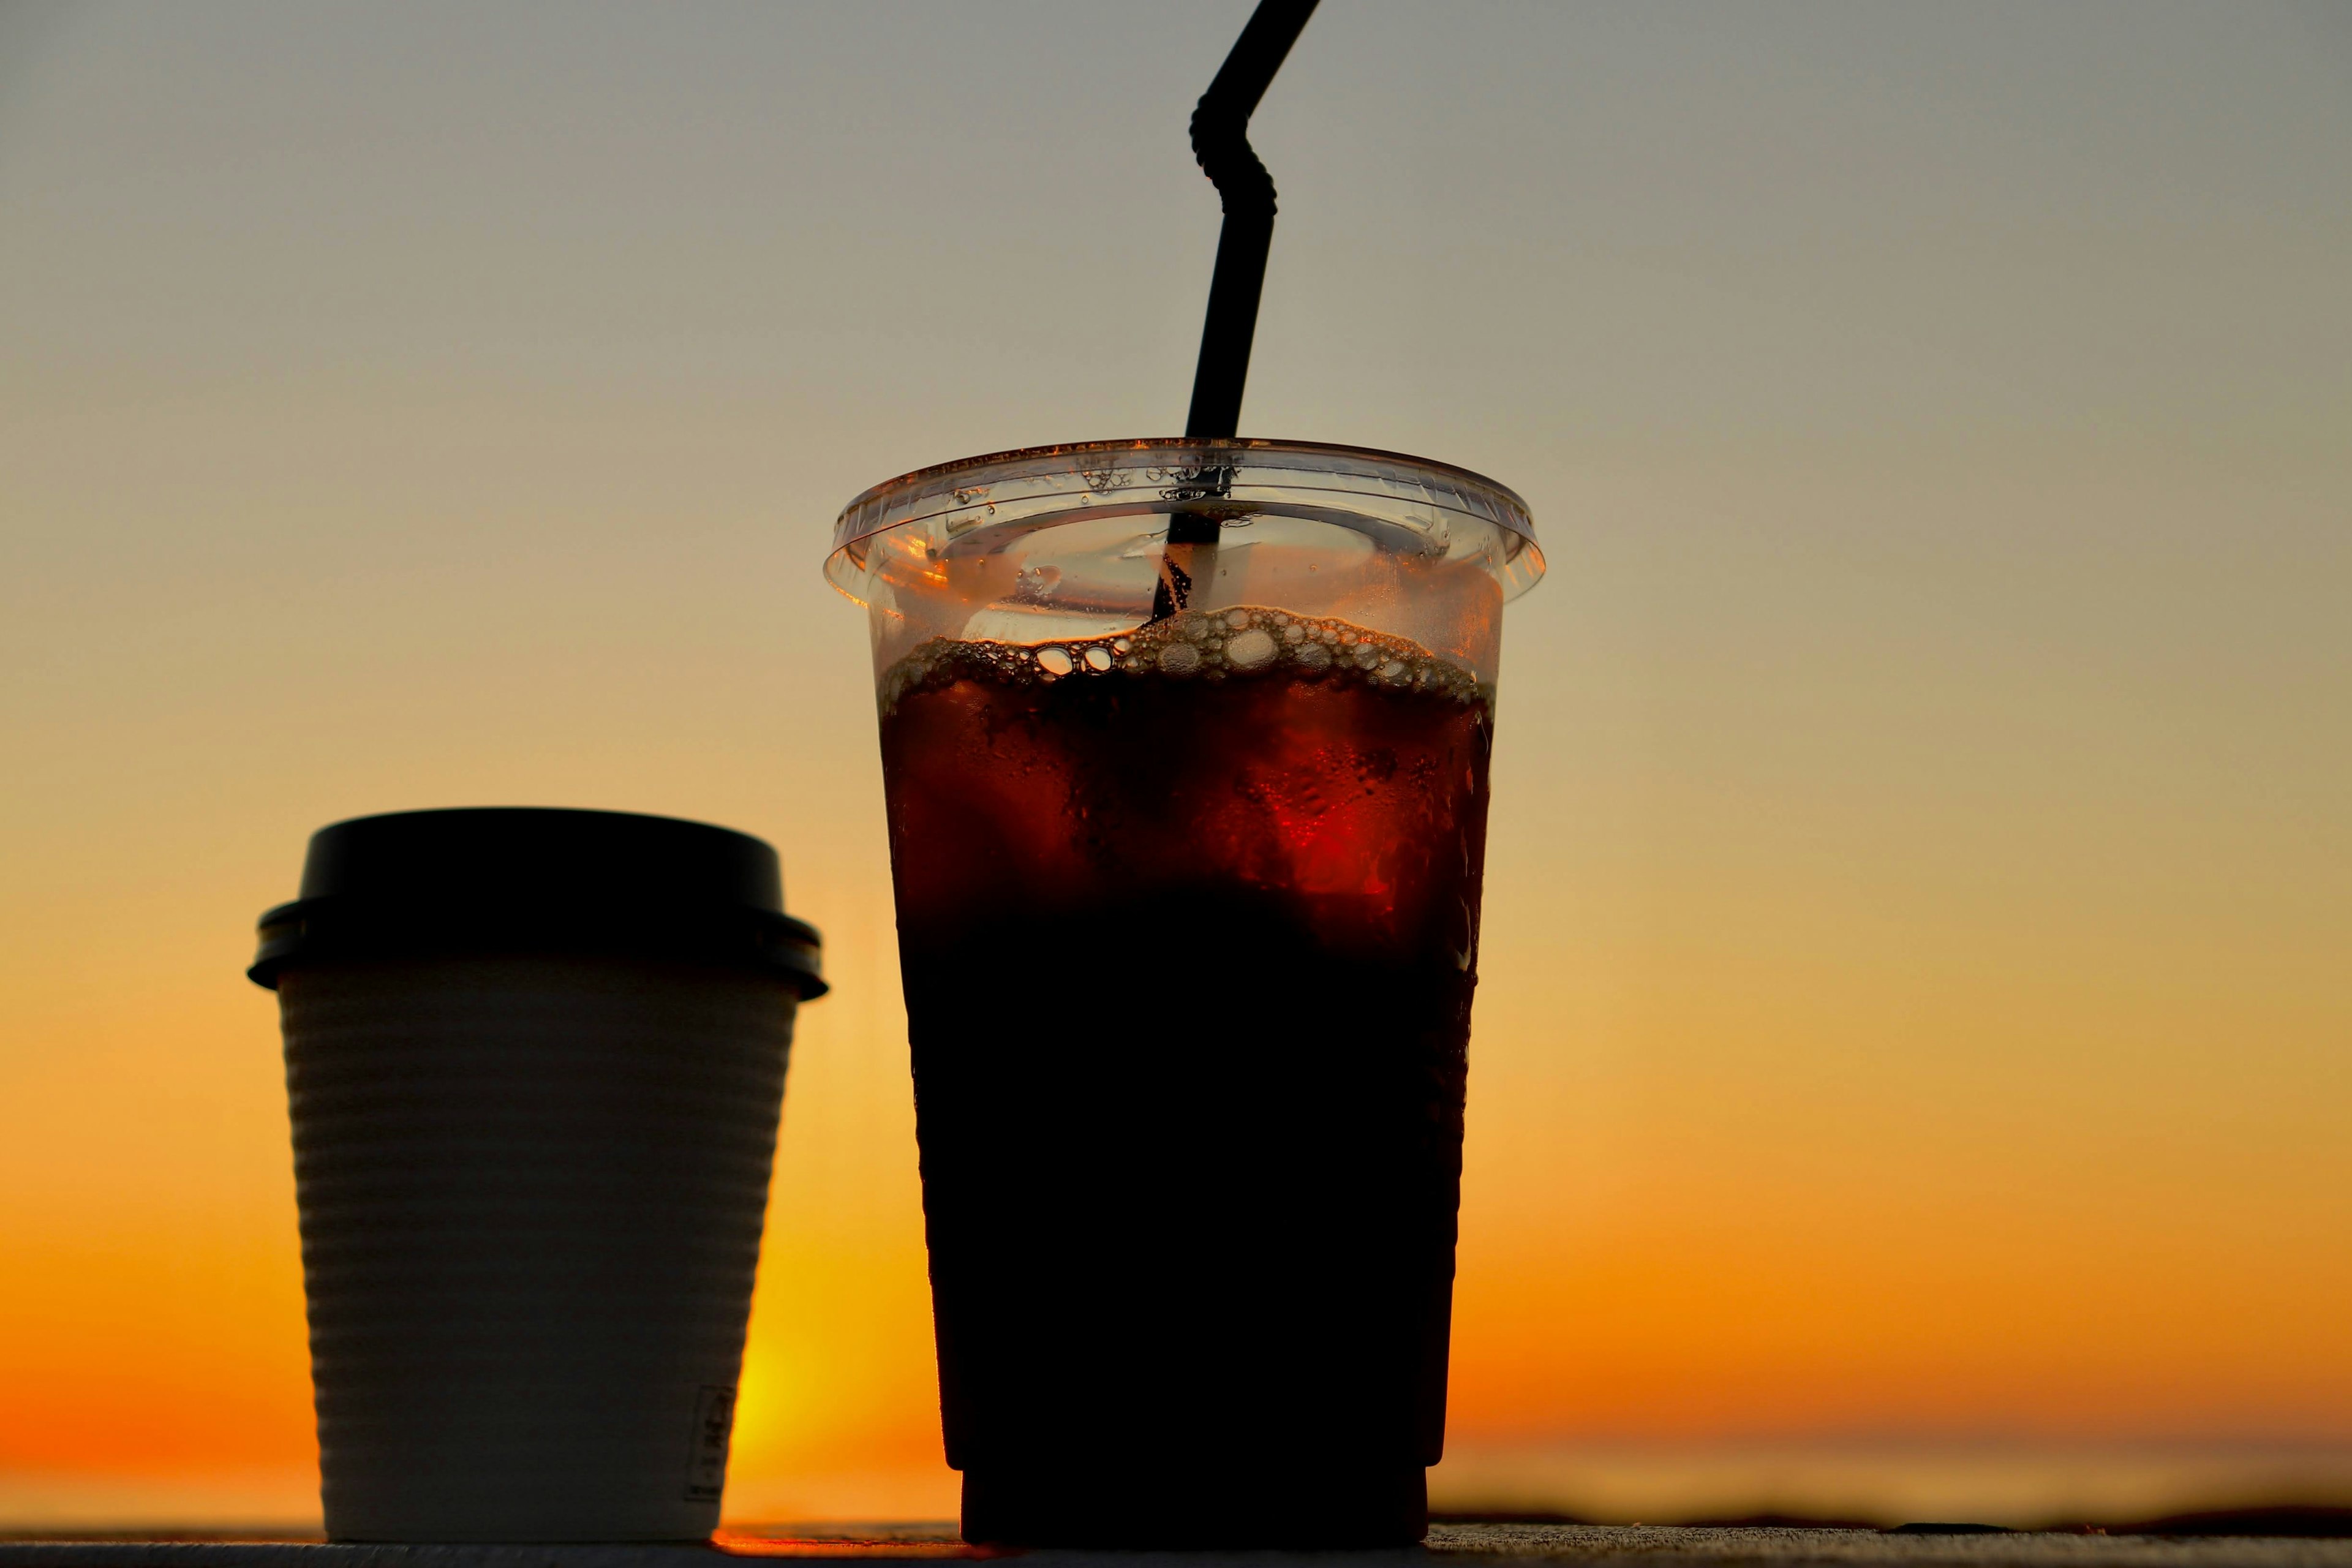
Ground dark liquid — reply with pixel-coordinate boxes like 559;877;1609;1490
878;608;1494;1547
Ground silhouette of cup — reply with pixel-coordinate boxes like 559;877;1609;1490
827;440;1544;1547
249;809;826;1542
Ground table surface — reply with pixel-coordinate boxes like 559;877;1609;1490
4;1524;2349;1568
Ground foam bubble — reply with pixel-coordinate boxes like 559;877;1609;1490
1227;627;1277;670
1082;646;1114;672
1158;643;1203;674
1036;647;1074;677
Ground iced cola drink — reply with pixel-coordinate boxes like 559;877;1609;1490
827;440;1543;1547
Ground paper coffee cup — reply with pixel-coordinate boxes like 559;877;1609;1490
249;808;825;1542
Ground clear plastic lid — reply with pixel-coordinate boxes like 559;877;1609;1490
826;437;1542;606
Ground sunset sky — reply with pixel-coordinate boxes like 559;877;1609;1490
3;0;2349;1531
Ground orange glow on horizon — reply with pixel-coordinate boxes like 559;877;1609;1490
5;962;2346;1521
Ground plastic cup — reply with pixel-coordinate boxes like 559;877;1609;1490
247;808;826;1542
825;439;1543;1547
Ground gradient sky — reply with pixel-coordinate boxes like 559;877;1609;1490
3;0;2349;1529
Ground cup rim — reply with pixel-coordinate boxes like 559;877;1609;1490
825;436;1542;603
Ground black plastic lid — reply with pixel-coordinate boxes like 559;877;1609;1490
248;807;826;997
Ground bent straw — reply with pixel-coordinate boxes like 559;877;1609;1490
1183;0;1321;440
1157;0;1321;619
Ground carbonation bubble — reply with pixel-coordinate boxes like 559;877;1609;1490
1158;643;1202;674
1082;646;1114;672
1281;624;1305;644
1227;628;1278;669
1036;647;1074;676
1295;641;1332;670
1378;659;1408;682
1226;609;1252;630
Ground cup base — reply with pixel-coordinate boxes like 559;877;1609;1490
960;1461;1427;1548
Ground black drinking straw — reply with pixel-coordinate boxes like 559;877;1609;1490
1156;0;1319;619
1183;0;1321;441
